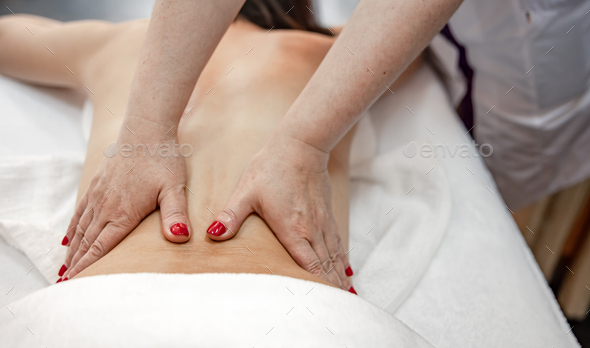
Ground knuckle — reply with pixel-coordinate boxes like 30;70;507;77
79;237;90;253
89;239;105;258
162;208;184;223
74;225;85;239
331;228;342;244
290;219;311;240
89;176;99;188
305;259;324;276
74;203;85;216
97;195;109;212
113;208;135;226
329;249;341;263
320;257;333;271
218;208;238;225
317;210;329;223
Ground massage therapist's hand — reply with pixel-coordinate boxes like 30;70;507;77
60;117;191;280
207;135;352;290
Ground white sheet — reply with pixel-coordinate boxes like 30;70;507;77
0;69;453;314
1;273;433;348
0;64;579;347
369;66;579;347
0;76;87;306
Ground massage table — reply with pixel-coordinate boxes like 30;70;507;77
0;60;578;345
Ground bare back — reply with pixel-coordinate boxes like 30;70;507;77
18;17;352;286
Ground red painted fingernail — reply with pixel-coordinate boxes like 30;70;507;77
58;264;67;277
170;222;189;236
207;221;226;236
345;266;353;277
61;236;69;246
56;278;62;283
349;286;357;295
63;277;69;281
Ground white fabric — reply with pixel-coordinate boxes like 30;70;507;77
349;124;452;312
369;66;579;347
0;75;87;305
449;0;590;209
316;0;590;210
0;63;579;347
0;273;433;348
0;74;86;159
0;157;81;282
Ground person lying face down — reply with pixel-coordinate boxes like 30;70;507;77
0;0;421;290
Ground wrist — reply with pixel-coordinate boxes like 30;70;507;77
266;132;330;172
118;115;179;143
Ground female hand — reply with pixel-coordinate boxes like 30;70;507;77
59;117;192;280
206;135;352;290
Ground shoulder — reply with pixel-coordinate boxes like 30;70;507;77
270;30;334;67
256;29;333;87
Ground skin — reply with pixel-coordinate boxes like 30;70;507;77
60;0;462;288
0;13;422;288
211;0;462;286
0;15;352;287
64;0;249;285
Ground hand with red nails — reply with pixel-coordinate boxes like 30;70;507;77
60;117;191;280
207;134;353;290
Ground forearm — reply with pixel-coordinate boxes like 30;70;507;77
124;0;245;131
275;0;462;153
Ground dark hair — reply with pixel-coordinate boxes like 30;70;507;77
239;0;332;35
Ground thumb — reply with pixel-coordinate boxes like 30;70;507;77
159;185;192;243
207;188;253;241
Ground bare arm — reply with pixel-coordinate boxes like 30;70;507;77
276;0;462;152
212;0;462;292
125;0;245;126
60;0;246;279
0;15;115;88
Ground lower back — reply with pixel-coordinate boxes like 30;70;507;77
77;20;341;287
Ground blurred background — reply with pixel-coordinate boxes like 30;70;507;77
0;0;154;22
0;0;588;345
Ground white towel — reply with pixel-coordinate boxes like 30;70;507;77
0;63;578;348
0;273;434;348
0;156;83;282
349;116;451;311
0;110;452;319
0;121;451;313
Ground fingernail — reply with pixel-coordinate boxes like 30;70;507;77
345;266;353;277
63;277;69;282
170;222;189;236
58;264;67;277
61;236;69;246
207;221;226;236
56;278;62;283
349;286;357;295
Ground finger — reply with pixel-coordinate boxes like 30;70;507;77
287;239;332;285
207;187;253;241
77;203;95;239
309;235;344;289
65;200;95;263
65;222;126;279
65;224;85;269
159;184;191;243
63;190;89;246
323;223;351;289
339;239;353;277
68;218;106;273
